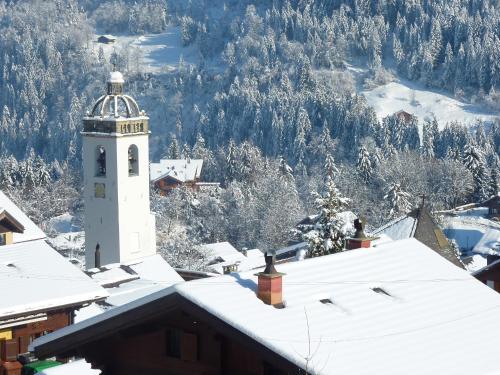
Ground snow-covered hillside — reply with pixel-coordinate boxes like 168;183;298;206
362;77;499;129
92;26;198;74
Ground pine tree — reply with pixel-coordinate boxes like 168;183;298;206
167;135;180;159
462;144;489;201
384;182;412;217
303;175;350;257
356;145;372;182
324;153;339;179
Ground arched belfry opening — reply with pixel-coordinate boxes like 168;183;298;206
128;145;139;176
96;146;106;176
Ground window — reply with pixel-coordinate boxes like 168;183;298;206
165;328;181;358
96;146;106;176
128;145;139;176
0;234;5;246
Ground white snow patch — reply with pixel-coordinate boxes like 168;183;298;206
92;26;198;74
361;78;498;129
38;359;100;375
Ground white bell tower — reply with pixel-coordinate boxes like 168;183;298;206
82;71;156;269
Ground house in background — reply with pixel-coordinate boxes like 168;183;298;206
97;35;116;44
0;191;108;375
482;194;500;219
75;254;183;323
31;237;500;375
394;109;416;122
201;242;265;274
371;205;464;268
150;158;209;194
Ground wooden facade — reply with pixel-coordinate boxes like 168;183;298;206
154;176;198;195
34;294;301;375
0;310;71;374
0;210;24;246
483;196;500;219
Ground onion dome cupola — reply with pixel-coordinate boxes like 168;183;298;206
83;71;149;134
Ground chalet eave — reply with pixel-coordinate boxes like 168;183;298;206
33;291;299;372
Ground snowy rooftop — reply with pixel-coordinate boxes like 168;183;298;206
372;208;463;268
75;254;183;322
150;158;203;183
32;238;500;374
473;227;500;256
0;190;46;243
0;240;108;319
372;215;416;240
201;242;265;274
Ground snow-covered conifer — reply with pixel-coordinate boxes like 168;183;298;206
384;182;412;217
356;145;372;182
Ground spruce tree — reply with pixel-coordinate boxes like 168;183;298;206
384;182;412;218
304;175;350;257
356;145;372;182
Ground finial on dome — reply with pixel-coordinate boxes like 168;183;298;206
107;70;124;95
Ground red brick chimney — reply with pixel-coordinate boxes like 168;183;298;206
256;252;284;306
345;218;377;250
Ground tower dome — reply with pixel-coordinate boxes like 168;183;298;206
88;71;142;119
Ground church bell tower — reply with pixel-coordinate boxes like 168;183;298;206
82;71;156;269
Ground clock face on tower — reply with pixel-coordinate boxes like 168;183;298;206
95;183;106;198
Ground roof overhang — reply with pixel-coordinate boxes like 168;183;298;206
32;292;298;372
0;209;25;233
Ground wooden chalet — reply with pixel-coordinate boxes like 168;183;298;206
150;159;204;195
97;35;116;44
0;209;24;246
482;194;500;219
0;191;108;375
31;238;500;375
473;257;500;293
394;110;416;122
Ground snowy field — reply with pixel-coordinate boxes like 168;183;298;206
439;207;500;256
92;26;198;74
343;65;499;129
362;78;499;128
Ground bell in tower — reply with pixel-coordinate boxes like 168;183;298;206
82;71;156;269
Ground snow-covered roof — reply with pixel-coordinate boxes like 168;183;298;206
32;238;500;375
75;254;183;322
0;190;46;243
372;208;463;268
201;242;265;274
0;240;108;319
473;227;500;256
150;159;203;183
38;360;100;375
372;215;417;240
